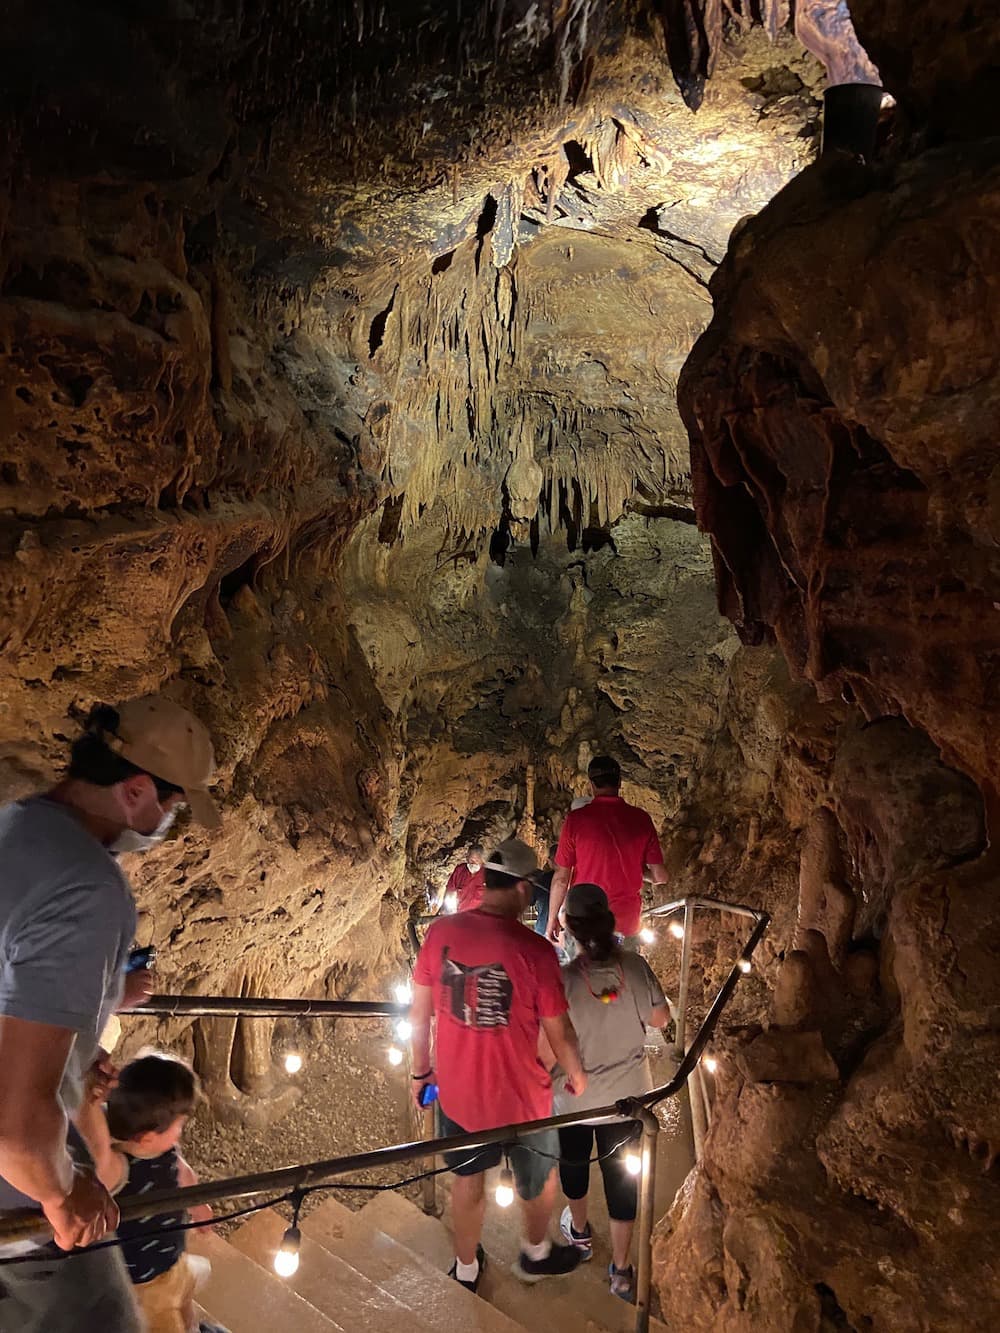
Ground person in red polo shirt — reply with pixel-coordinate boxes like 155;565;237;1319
410;838;587;1293
438;843;485;913
547;756;667;949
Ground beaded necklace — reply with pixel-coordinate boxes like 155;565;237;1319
581;957;626;1004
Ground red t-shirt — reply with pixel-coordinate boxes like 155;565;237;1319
556;795;664;936
446;862;485;912
413;910;567;1130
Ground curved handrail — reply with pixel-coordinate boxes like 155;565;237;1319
0;906;768;1245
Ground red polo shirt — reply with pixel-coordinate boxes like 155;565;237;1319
446;862;485;912
555;795;663;935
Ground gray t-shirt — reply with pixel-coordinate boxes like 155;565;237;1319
553;950;666;1115
0;797;136;1211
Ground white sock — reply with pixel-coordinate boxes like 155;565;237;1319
456;1256;480;1282
522;1238;552;1262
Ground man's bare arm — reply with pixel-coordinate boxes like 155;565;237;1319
540;1013;587;1096
545;866;572;943
408;982;435;1107
648;863;668;886
0;1014;118;1248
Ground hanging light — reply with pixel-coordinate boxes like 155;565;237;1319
396;1019;413;1041
703;1056;718;1074
669;921;685;940
283;1052;303;1075
274;1228;301;1277
495;1165;515;1208
394;982;413;1005
387;1045;404;1066
738;958;752;974
624;1152;642;1177
639;927;656;945
274;1193;303;1278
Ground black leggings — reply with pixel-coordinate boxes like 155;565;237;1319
558;1121;640;1222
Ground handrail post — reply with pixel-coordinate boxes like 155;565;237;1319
634;1105;660;1333
421;1102;441;1216
673;899;705;1158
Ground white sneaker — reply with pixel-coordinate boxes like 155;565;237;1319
559;1205;593;1260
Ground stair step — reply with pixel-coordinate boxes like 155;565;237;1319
362;1190;634;1333
188;1226;340;1333
230;1207;451;1333
302;1195;527;1333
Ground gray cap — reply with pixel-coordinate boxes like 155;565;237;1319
482;837;540;884
565;882;610;915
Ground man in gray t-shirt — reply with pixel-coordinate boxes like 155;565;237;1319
0;696;220;1333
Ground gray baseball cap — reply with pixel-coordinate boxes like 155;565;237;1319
482;837;541;884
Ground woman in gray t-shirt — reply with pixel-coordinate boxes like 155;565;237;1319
547;882;669;1302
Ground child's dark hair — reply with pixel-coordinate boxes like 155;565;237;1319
68;705;181;801
565;906;619;964
106;1054;199;1141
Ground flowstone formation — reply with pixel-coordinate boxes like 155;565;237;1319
653;0;1000;1325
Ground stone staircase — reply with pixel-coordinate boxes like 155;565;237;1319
190;1041;691;1332
191;1188;669;1333
189;1092;690;1333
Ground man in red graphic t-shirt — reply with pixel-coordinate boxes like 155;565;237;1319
411;838;587;1293
548;756;667;949
439;843;485;913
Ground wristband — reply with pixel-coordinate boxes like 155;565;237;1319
411;1070;433;1080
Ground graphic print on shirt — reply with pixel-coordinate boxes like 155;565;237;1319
441;947;513;1028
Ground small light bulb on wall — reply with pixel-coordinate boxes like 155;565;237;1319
394;982;413;1005
283;1052;303;1075
703;1056;718;1074
624;1152;642;1177
274;1226;301;1278
387;1045;404;1066
669;921;685;940
444;892;458;914
495;1167;515;1208
396;1019;413;1041
738;959;752;974
639;927;656;945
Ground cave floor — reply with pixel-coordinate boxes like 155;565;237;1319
184;1023;421;1225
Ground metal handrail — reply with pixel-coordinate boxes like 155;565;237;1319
0;899;768;1333
130;996;408;1019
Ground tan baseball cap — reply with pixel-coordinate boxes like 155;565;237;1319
108;695;221;829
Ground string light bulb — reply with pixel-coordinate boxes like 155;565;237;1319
639;927;656;945
387;1045;404;1066
283;1052;303;1075
274;1227;301;1277
495;1165;515;1208
669;921;685;940
274;1193;303;1279
703;1056;718;1074
624;1151;642;1177
394;982;413;1005
396;1019;413;1041
738;959;752;974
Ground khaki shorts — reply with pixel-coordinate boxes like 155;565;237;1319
134;1252;200;1333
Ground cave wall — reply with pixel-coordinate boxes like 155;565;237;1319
650;647;995;1330
658;0;1000;1323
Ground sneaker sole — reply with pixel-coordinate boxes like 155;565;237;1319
511;1259;578;1285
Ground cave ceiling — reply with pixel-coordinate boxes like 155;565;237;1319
0;0;862;997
